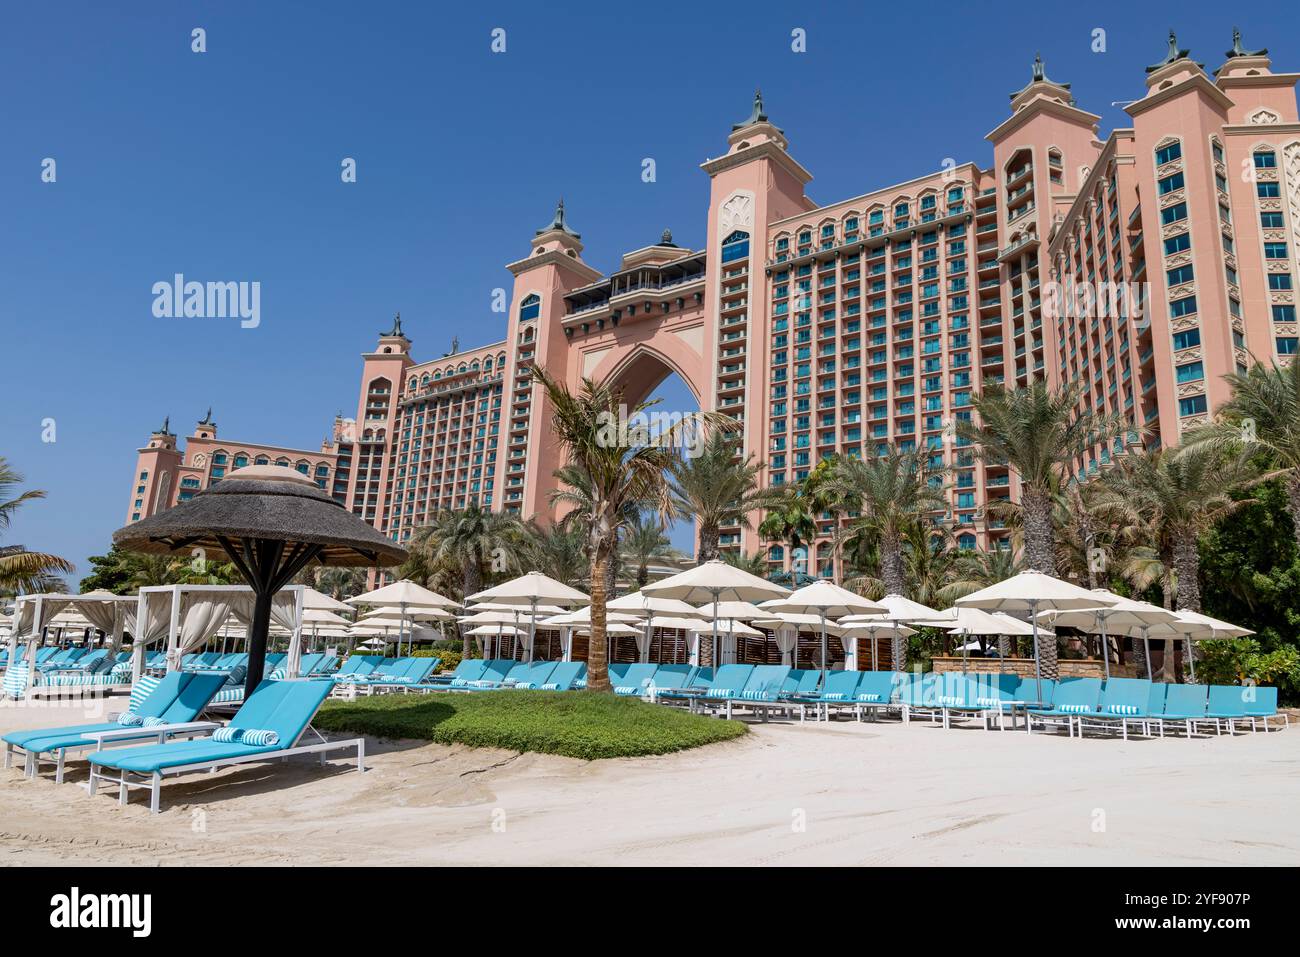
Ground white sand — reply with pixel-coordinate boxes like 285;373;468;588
1;697;1296;866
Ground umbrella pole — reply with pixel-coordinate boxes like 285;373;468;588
1101;614;1109;680
1142;627;1152;681
1030;599;1043;705
871;627;878;672
819;611;828;683
1186;630;1196;683
710;587;720;670
529;598;537;664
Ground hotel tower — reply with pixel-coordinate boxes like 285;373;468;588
128;32;1299;582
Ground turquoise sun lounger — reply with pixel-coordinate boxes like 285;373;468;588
87;679;364;813
1027;677;1102;737
4;672;229;782
1075;677;1155;740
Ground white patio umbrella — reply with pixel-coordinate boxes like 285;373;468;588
347;579;460;657
829;617;917;671
643;560;789;668
302;607;353;652
466;571;589;663
302;586;353;612
1173;610;1252;682
911;606;1045;674
956;571;1119;703
759;580;883;680
842;593;944;670
1041;592;1178;679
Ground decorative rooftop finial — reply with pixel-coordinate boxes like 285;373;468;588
1010;52;1072;102
660;228;676;246
536;197;580;238
199;406;214;425
1225;27;1267;59
1146;29;1191;73
383;312;404;337
157;415;172;435
732;88;770;131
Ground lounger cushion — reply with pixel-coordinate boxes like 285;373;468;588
129;675;162;712
88;739;280;773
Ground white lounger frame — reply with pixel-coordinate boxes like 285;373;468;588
6;721;220;783
86;726;366;814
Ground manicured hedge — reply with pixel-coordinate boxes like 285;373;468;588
317;690;747;760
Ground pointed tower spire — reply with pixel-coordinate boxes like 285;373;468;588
733;88;773;131
157;415;171;436
1009;52;1072;103
382;312;404;337
536;197;580;238
199;406;214;426
1225;27;1267;59
1146;29;1195;73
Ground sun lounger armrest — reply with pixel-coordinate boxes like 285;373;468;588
80;721;222;747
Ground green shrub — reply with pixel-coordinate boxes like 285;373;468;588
412;648;460;673
1195;637;1300;702
317;690;748;760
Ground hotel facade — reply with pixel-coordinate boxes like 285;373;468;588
128;33;1299;582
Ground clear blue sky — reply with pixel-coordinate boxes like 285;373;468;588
1;0;1290;586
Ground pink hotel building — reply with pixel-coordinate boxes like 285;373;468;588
128;33;1300;581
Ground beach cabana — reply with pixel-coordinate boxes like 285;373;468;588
112;465;405;700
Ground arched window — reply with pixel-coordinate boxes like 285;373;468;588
484;357;493;370
519;294;541;322
275;457;290;467
233;453;248;468
721;230;750;264
408;376;417;390
254;455;269;466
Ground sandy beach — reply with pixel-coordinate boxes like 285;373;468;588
1;698;1296;866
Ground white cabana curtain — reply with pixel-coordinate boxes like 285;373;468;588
518;626;535;664
559;626;572;663
132;592;174;679
774;626;797;666
840;631;859;671
685;630;699;666
168;593;238;671
635;624;653;663
228;589;304;676
77;600;133;655
14;597;70;670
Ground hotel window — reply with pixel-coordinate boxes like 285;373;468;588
721;230;750;264
1278;337;1298;355
1169;295;1197;318
894;203;909;217
1175;361;1204;383
1172;328;1201;351
1163;233;1191;255
1166;264;1194;286
519;294;540;322
1258;182;1281;199
255;456;268;465
1178;395;1208;416
1274;305;1297;323
1160;203;1187;226
920;195;936;210
1253;151;1277;169
1155;142;1182;165
1261;212;1285;229
1265;242;1289;259
1269;274;1293;290
210;467;224;478
1157;172;1184;195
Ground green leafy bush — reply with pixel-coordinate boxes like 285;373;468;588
412;648;460;673
317;690;748;760
1194;637;1300;700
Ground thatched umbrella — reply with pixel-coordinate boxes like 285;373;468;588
112;465;406;700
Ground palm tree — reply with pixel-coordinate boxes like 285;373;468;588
720;549;768;576
532;369;717;691
0;458;74;593
518;519;589;588
1184;359;1300;552
411;504;522;657
619;512;680;588
1096;445;1258;679
823;444;947;596
757;481;820;577
313;566;368;600
668;433;767;561
957;380;1132;574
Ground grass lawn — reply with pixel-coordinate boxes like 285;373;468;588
316;690;748;760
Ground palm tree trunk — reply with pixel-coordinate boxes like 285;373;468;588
587;544;611;692
1160;568;1177;682
637;563;649;589
1172;528;1202;682
462;557;481;659
1021;485;1056;574
698;523;721;563
998;636;1011;658
880;532;907;668
1130;636;1147;677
